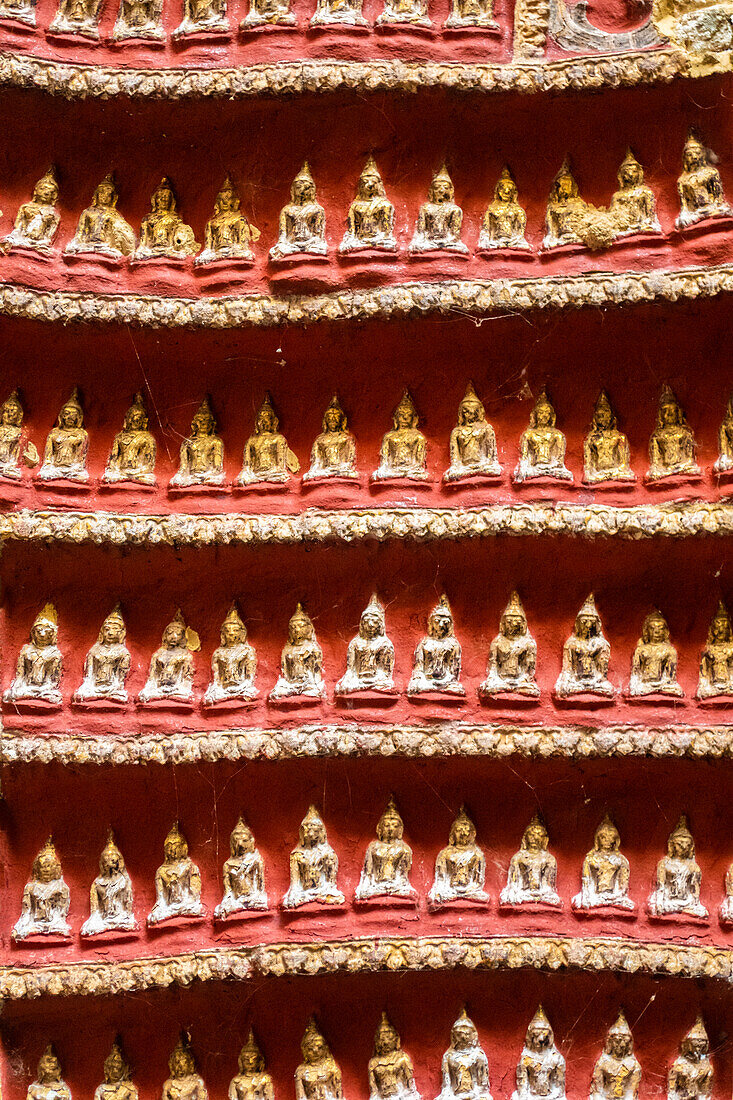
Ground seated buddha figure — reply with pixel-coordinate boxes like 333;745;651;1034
38;388;89;483
648;816;707;919
589;1014;641;1100
356;798;416;902
310;0;366;28
295;1020;343;1100
543;160;587;250
554;595;613;699
138;611;198;705
94;1041;138;1100
81;831;135;936
0;390;39;480
436;1009;492;1100
66;174;136;259
572;815;634;913
237;394;299;487
104;393;157;486
429;808;489;907
113;0;163;38
478;168;529;251
500;816;561;908
204;605;257;706
27;1047;72;1100
629;610;683;698
13;838;71;939
148;823;204;924
609;150;661;238
340;158;396;254
377;0;430;27
49;0;102;38
74;606;131;704
230;1033;274;1100
583;392;634;484
647;387;699;481
369;1016;421;1100
698;602;733;699
668;1018;713;1100
198;178;259;265
269;164;326;259
173;0;227;36
480;592;539;698
283;806;345;907
410;166;467;254
373;391;428;482
304;395;357;482
715;393;733;473
215;817;267;917
445;383;500;483
136;179;200;260
161;1038;208;1100
335;594;395;695
408;596;464;696
512;1008;565;1100
4;168;60;253
170;397;225;489
676;131;733;230
514;390;572;483
4;603;63;707
269;604;325;701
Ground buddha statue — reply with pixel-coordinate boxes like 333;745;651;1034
698;602;733;699
136;179;200;260
148;823;204;924
377;0;430;26
104;393;157;486
269;164;326;258
609;150;661;237
170;397;225;488
113;0;163;38
478;168;528;251
429;808;488;907
197;178;259;265
340;158;396;253
66;174;136;259
589;1014;641;1100
629;610;683;698
229;1033;274;1100
723;862;733;922
512;1008;565;1100
583;392;634;483
647;386;699;481
410;166;467;254
408;596;464;696
4;603;63;706
294;1020;343;1100
335;594;395;695
161;1037;208;1100
667;1018;713;1100
554;595;613;699
676;131;732;230
0;390;39;480
215;817;267;917
13;838;71;939
445;383;500;482
49;0;102;37
310;0;365;26
38;388;89;483
543;160;587;249
445;0;495;28
514;390;572;483
436;1009;492;1100
648;816;708;919
283;806;345;907
356;798;416;902
81;831;135;936
269;604;325;701
237;393;299;486
74;606;131;704
373;391;428;482
369;1015;421;1100
572;815;634;912
27;1047;72;1100
94;1041;138;1100
204;605;257;706
173;0;227;36
480;592;539;698
4;168;60;253
500;816;561;908
241;0;293;27
304;395;357;482
138;610;199;705
715;393;733;473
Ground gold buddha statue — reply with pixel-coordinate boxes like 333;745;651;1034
356;798;416;902
589;1014;641;1100
629;610;682;698
241;0;294;29
66;174;136;259
74;606;131;704
294;1020;343;1100
104;393;157;486
136;179;200;260
81;831;135;936
648;816;707;919
445;0;496;29
500;815;560;908
148;823;204;924
270;164;326;258
283;806;344;907
237;393;299;487
197;178;259;265
0;390;39;480
113;0;163;38
478;167;528;250
610;150;660;237
583;392;634;484
304;395;357;482
698;602;733;699
4;168;60;253
676;131;732;230
270;603;325;701
377;0;429;25
543;160;587;249
410;165;467;254
436;1010;492;1100
554;595;613;699
335;594;395;695
514;390;572;483
204;605;257;706
667;1018;713;1100
572;815;634;912
715;393;733;473
170;396;225;488
215;817;267;917
138;610;199;705
340;158;396;253
49;0;102;37
368;1015;420;1100
27;1047;72;1100
94;1041;138;1100
173;0;227;36
373;391;427;482
161;1037;208;1100
429;808;488;907
229;1033;274;1100
408;596;464;696
4;603;63;706
445;383;500;482
647;386;699;481
512;1008;565;1100
310;0;365;27
480;592;539;698
13;838;71;939
38;388;89;483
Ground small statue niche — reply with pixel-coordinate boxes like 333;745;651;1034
304;395;357;482
173;0;228;36
648;816;708;920
410;166;467;255
373;391;428;482
135;179;200;261
647;386;700;482
38;388;89;484
269;164;326;257
628;610;683;699
74;606;131;704
4;603;63;708
335;594;395;696
241;0;294;28
480;592;539;699
500;815;561;908
609;150;661;238
310;0;366;28
369;1015;421;1100
28;1047;72;1100
49;0;102;38
81;831;135;936
589;1014;641;1100
676;131;733;230
4;168;60;253
667;1018;713;1100
512;1008;565;1100
478;168;529;251
715;393;733;474
572;815;634;913
429;808;489;908
583;392;634;484
340;158;397;254
436;1009;492;1100
66;174;137;258
204;605;258;706
283;806;345;908
215;817;267;918
13;838;71;939
104;393;157;486
138;610;199;706
170;396;225;489
148;823;204;925
230;1033;274;1100
295;1020;343;1100
408;596;464;696
697;602;733;700
554;595;613;700
94;1040;138;1100
514;390;572;483
162;1036;208;1100
269;604;325;702
356;798;416;903
237;393;299;487
113;0;163;38
444;383;501;483
0;390;39;480
197;178;259;264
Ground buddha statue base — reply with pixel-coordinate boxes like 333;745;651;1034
136;695;195;712
194;249;254;270
3;695;62;713
2;239;55;260
408;686;466;702
35;473;91;492
581;473;636;489
648;905;709;925
498;895;562;912
71;695;128;711
444;13;499;27
553;688;614;708
213;903;268;922
353;889;418;909
443;464;502;486
371;470;431;487
335;687;399;707
477;241;533;258
478;686;540;705
609;228;666;249
168;480;228;495
111;23;166;41
280;898;348;915
512;466;573;487
674;210;733;235
239;11;297;28
100;478;157;493
408;242;469;259
0;4;36;26
268;690;324;707
427;893;490;913
130;252;193;269
12;928;70;945
172;16;230;36
202;693;258;711
338;242;398;260
375;14;434;30
147;910;206;930
625;687;684;704
47;15;100;37
63;247;128;269
696;691;733;706
570;898;637;919
643;469;703;489
310;8;369;28
80;923;138;942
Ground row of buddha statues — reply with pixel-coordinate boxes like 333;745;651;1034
8;810;729;938
0;135;728;266
6;596;733;710
2;384;730;490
